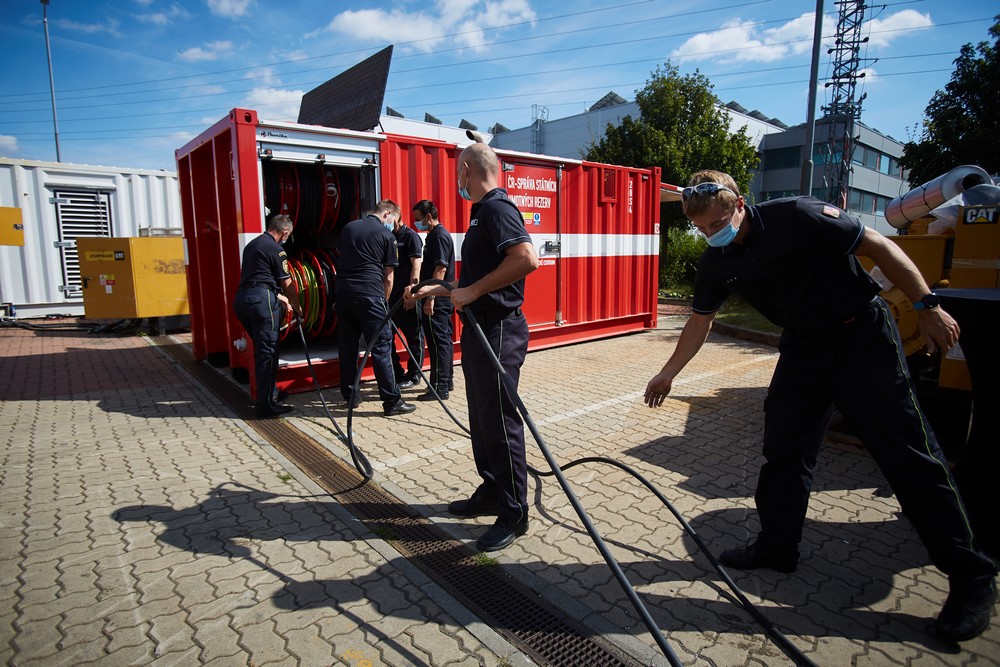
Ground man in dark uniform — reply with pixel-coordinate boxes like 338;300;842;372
409;143;539;552
336;199;416;417
644;169;997;642
412;199;456;400
234;214;303;418
389;209;424;390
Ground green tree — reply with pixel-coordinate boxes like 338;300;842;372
585;63;759;233
899;16;1000;185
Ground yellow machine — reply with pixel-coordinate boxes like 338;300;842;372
879;165;1000;391
76;237;189;319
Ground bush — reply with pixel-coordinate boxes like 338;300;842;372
660;227;706;295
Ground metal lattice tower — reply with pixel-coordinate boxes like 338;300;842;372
531;104;548;154
821;0;875;205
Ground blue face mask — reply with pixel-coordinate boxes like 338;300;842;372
415;219;429;231
458;164;472;201
384;220;394;232
705;219;738;248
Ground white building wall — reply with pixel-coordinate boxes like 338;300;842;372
0;158;181;317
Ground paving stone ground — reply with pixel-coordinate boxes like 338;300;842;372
1;309;997;666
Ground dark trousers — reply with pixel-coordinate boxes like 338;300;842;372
234;287;282;409
390;304;423;381
461;310;529;524
421;301;454;391
758;298;995;583
336;293;400;408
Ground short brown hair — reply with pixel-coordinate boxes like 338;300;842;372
268;214;294;233
372;199;401;219
682;170;740;218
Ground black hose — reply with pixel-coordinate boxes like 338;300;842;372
298;279;817;667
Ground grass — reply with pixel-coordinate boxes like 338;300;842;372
661;282;783;335
715;297;783;335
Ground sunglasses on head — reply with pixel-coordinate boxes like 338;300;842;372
681;182;737;201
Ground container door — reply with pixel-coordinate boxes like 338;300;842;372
51;189;113;299
501;162;559;327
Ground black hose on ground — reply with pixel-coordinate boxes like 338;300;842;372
296;279;817;667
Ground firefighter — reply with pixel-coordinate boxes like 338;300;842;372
389;206;424;389
643;169;997;643
233;214;303;418
335;200;416;417
411;199;456;400
408;143;539;551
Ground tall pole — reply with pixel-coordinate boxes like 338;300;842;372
800;0;824;196
41;0;61;162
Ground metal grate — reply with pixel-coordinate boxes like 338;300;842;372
53;189;113;297
158;340;646;667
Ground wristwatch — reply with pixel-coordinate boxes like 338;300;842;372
912;293;941;311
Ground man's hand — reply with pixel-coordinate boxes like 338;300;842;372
449;286;476;311
918;307;960;354
644;372;674;408
422;298;435;316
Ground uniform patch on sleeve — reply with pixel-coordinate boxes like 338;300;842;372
822;205;841;218
282;259;290;274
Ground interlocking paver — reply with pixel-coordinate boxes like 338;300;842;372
3;311;998;666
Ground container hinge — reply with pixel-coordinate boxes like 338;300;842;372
543;240;561;253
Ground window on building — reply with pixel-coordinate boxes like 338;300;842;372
875;195;891;216
878;155;891;175
763;146;800;170
861;191;875;214
864;148;879;170
848;189;862;211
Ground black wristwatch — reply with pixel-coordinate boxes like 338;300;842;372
912;293;940;311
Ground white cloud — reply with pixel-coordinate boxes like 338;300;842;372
56;18;122;38
136;4;192;26
0;135;19;154
864;10;933;49
245;66;281;87
323;0;536;54
178;40;233;62
857;67;879;84
242;87;304;122
208;0;253;19
671;13;837;64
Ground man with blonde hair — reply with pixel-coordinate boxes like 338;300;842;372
644;169;996;642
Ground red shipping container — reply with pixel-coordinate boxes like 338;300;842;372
176;109;661;400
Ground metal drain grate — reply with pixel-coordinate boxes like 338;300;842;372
157;340;647;667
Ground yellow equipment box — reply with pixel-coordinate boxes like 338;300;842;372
950;204;1000;288
0;206;24;246
77;237;189;319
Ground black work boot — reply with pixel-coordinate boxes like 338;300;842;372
448;486;499;517
719;539;799;573
934;578;997;642
477;516;528;552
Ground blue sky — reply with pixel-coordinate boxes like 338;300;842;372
0;0;996;172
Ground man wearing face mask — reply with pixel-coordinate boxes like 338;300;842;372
644;169;996;643
411;199;456;400
407;143;539;551
389;208;424;390
335;199;416;417
234;214;303;418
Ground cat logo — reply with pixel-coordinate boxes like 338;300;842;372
963;206;997;225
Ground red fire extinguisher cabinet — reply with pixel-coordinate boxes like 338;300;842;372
176;109;661;400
